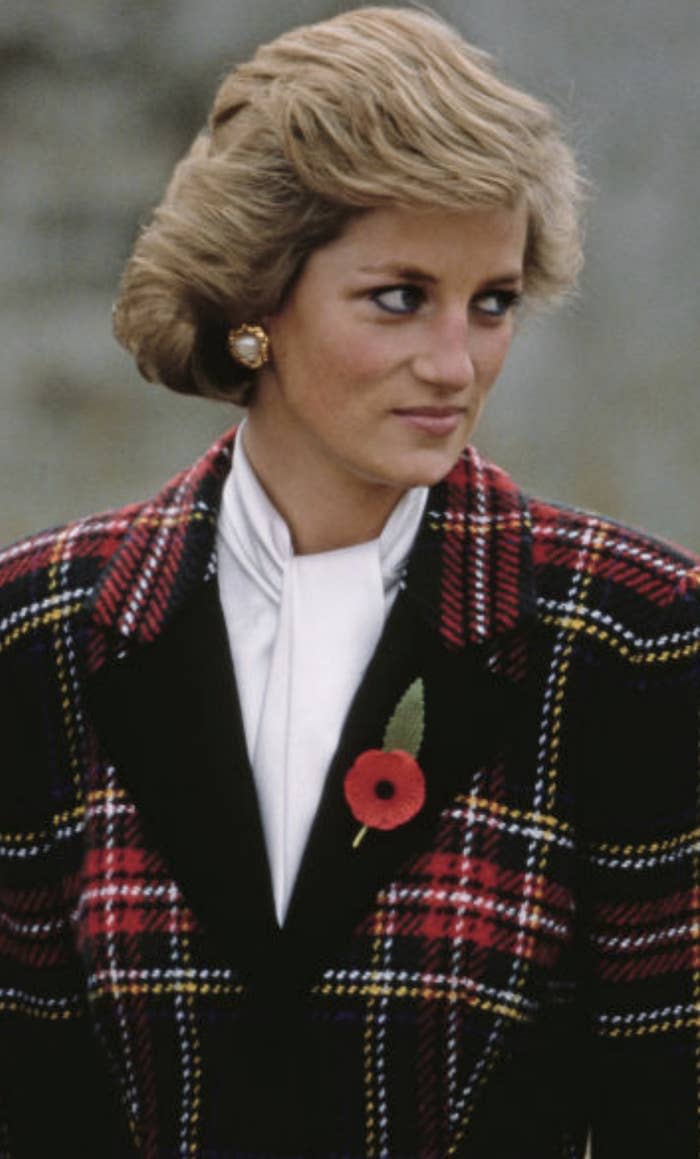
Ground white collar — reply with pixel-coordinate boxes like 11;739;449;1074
217;420;428;604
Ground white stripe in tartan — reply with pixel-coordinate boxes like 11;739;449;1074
0;818;86;859
318;966;539;1018
426;509;524;528
89;967;239;985
118;481;219;635
376;881;397;1155
83;800;134;821
373;881;571;939
0;587;91;637
52;526;89;793
447;525;601;1153
447;766;488;1121
530;522;690;580
512;520;600;986
0;500;219;578
167;880;199;1158
0;911;69;936
589;842;698;870
0;521;127;563
100;762;142;1133
471;450;489;639
593;920;697;952
447;1015;503;1140
595;1002;699;1034
0;986;82;1013
77;880;188;908
537;596;700;649
444;803;575;851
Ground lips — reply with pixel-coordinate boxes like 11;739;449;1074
392;406;466;436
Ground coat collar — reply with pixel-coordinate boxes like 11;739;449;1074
88;425;536;660
85;427;537;989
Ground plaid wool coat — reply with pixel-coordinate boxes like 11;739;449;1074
1;426;699;1158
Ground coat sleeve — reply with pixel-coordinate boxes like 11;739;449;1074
572;586;700;1157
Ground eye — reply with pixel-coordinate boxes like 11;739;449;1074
472;289;522;320
371;284;426;315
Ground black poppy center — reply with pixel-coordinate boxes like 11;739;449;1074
374;779;396;800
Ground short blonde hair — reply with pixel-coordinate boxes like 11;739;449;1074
113;6;585;403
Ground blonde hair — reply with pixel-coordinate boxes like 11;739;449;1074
113;6;585;403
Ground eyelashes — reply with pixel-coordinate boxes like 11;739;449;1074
474;289;522;318
372;285;426;315
370;284;522;319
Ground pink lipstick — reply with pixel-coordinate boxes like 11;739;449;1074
392;406;465;437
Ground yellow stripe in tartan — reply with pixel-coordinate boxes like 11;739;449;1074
131;509;214;530
86;786;128;803
0;803;85;844
598;1015;700;1039
591;826;700;857
313;979;531;1024
427;513;524;536
539;611;700;664
89;981;245;1001
0;1000;81;1021
0;783;132;845
0;601;85;655
454;792;574;837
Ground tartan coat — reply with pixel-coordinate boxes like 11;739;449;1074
1;425;699;1158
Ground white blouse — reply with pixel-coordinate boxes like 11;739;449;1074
216;425;427;925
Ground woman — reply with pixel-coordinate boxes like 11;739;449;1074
1;8;698;1157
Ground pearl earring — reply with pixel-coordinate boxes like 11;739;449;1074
227;323;270;370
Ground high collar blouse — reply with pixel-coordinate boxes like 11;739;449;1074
216;426;428;925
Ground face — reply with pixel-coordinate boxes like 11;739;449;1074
248;204;527;502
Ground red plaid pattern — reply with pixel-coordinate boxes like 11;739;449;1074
1;427;699;1157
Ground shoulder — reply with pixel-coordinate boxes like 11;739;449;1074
436;446;700;654
0;500;147;657
0;428;235;660
0;503;156;836
526;491;700;662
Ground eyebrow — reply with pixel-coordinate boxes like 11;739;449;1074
359;263;437;283
357;263;524;285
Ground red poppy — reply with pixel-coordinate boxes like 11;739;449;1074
344;749;426;840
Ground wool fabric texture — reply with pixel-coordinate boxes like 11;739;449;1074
1;427;699;1156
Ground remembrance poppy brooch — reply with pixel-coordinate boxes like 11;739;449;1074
344;677;426;849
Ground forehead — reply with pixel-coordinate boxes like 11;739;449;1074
308;204;528;281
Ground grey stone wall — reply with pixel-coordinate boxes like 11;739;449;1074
2;0;698;548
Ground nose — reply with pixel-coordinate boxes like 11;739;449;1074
411;315;475;392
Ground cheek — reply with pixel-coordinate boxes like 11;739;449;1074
314;332;396;397
478;330;515;386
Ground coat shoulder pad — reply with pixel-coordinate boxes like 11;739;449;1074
0;501;146;656
527;495;700;657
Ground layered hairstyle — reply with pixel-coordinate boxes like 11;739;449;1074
113;6;585;404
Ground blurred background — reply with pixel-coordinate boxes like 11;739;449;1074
1;0;698;548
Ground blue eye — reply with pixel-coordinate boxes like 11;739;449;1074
372;285;425;315
473;290;522;318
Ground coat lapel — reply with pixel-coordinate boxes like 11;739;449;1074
281;588;518;991
84;428;537;990
87;580;279;975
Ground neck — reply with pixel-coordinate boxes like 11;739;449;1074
241;421;404;556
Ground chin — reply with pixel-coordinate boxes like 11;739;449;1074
373;450;465;490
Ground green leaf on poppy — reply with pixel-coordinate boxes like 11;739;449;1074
382;677;425;757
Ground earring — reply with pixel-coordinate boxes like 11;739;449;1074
227;323;270;370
